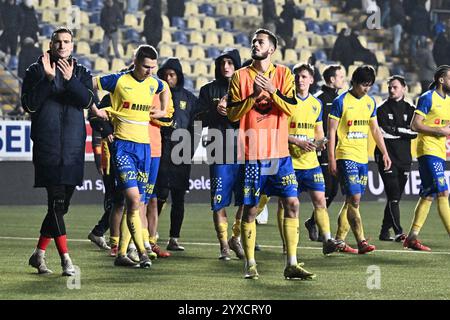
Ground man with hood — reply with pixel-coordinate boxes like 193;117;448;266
196;48;245;261
156;58;198;251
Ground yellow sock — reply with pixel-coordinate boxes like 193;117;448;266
149;236;157;245
335;203;350;240
256;195;270;216
241;221;256;262
347;204;365;242
314;207;331;239
232;219;241;238
216;222;228;243
283;217;299;266
410;198;432;235
110;236;119;247
118;212;131;256
277;205;285;246
437;196;450;234
142;228;150;245
127;209;145;255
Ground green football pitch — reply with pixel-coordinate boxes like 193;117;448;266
0;201;449;300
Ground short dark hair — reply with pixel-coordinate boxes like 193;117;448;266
293;63;314;77
323;65;342;84
134;45;158;62
430;65;450;90
51;27;73;42
351;65;376;86
388;75;406;87
254;28;278;49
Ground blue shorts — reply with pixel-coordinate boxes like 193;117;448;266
295;166;325;195
210;163;244;212
418;155;448;197
337;159;368;196
111;139;150;199
243;157;298;206
144;157;161;204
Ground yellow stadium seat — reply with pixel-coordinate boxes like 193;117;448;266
190;31;203;44
204;32;219;46
377;66;390;80
162;15;171;28
185;2;199;16
175;45;190;60
187;16;201;30
380;82;388;94
38;0;54;9
203;17;216;30
293;20;306;33
318;8;332;21
158;44;173;58
216;3;229;16
348;64;358;77
239;47;251;62
76;41;91;56
191;45;205;60
284;49;298;64
41;39;51;52
271;50;283;62
94;57;110;74
295;37;309;49
208;64;215;77
41;11;55;23
181;61;192;75
80;11;90;26
111;58;126;72
55;0;71;9
195;76;209;91
359;35;368;48
300;0;314;5
91;26;105;42
57;10;70;25
76;28;90;41
220;32;235;46
298;49;312;63
230;4;245;16
124;14;139;28
245;4;259;17
161;29;172;43
125;43;139;57
310;35;324;47
336;22;348;33
109;43;124;57
304;7;317;20
192;61;208;75
375;50;386;63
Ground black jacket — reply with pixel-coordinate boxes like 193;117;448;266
156;58;198;190
100;4;123;34
18;42;42;79
196;48;241;163
21;55;95;187
314;85;339;164
19;3;39;42
374;98;417;170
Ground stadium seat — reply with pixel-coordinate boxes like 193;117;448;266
348;65;358;76
89;12;101;25
196;76;209;91
199;3;215;16
124;14;139;29
125;43;138;57
235;33;249;46
245;4;259;17
57;10;70;25
220;32;235;46
41;39;51;52
295;37;309;49
124;28;140;43
80;11;90;26
299;49;312;63
162;15;171;29
293;20;306;33
75;28;90;41
171;17;186;29
191;45;205;60
207;64;215;77
310;35;325;47
184;77;194;92
380;82;388;94
41;11;55;23
187;16;201;30
375;50;386;63
314;49;327;62
216;3;229;16
91;26;105;42
111;58;126;72
230;4;245;16
109;43;124;57
321;22;335;35
181;61;192;76
37;0;54;9
76;41;91;56
272;50;282;62
175;44;190;60
77;56;92;70
318;8;332;21
218;18;232;31
239;47;251;62
300;0;314;5
89;0;103;11
207;47;221;58
94;57;110;74
377;66;390;80
203;17;217;30
159;44;173;58
336;22;348;33
189;31;204;45
204;32;219;46
306;21;321;34
56;0;71;9
369;83;380;95
193;61;208;76
284;49;298;64
40;24;55;38
173;31;188;44
74;0;88;10
185;2;199;16
161;30;172;43
304;7;317;20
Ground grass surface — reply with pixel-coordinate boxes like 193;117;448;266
0;201;449;300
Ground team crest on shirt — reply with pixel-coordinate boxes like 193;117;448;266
348;175;359;185
367;104;371;110
312;105;317;113
149;86;155;95
438;177;446;186
120;172;128;183
180;101;187;110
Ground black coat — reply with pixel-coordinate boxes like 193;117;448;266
374;98;417;170
156;58;198;191
21;55;95;187
19;4;39;42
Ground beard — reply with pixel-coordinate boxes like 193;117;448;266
251;49;269;61
443;84;450;95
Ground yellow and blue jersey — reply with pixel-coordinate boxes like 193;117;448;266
288;94;323;170
97;71;166;144
329;91;377;164
415;90;450;160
